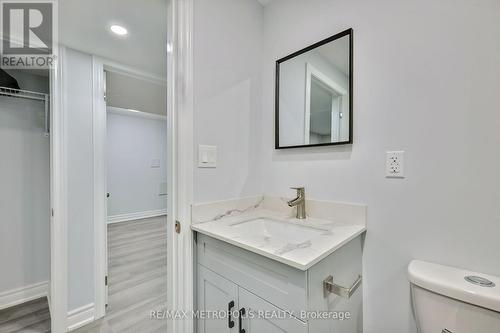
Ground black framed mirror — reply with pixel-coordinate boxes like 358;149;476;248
275;28;353;149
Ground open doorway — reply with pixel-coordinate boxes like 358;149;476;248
304;62;349;145
103;69;168;326
68;60;168;332
0;0;194;332
53;0;170;331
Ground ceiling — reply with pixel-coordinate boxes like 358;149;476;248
59;0;167;77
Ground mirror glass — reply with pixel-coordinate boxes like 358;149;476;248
276;29;352;148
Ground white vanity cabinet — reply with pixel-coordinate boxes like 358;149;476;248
196;233;363;333
238;287;307;333
197;265;239;333
197;264;306;333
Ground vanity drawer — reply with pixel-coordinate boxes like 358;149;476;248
196;234;308;316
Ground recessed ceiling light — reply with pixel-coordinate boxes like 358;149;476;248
110;25;128;36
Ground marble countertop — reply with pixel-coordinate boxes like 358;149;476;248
191;208;366;271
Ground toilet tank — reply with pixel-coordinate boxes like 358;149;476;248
408;260;500;333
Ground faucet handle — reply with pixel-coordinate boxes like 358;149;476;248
290;187;305;194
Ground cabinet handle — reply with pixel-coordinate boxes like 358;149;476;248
239;308;246;333
323;275;362;298
228;301;235;328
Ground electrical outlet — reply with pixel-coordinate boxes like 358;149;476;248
386;151;405;178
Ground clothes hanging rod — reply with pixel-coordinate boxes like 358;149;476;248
0;86;48;101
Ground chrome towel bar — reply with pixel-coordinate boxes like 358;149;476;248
323;275;362;298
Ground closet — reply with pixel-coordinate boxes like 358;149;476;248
0;69;51;319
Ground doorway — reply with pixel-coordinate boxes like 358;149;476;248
6;1;196;332
73;62;169;332
304;62;348;145
104;69;168;324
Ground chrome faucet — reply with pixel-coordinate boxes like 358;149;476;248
287;187;306;219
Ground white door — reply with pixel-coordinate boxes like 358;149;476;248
238;287;307;333
197;265;239;333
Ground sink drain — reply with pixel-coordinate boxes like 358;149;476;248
464;275;496;288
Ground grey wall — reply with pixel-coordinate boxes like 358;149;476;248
0;87;50;294
260;0;500;332
65;48;95;311
106;112;167;217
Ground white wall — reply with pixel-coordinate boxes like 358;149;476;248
193;0;264;203
65;48;95;311
106;111;167;218
259;0;500;332
0;96;50;295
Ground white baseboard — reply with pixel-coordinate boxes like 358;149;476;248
67;303;95;331
107;209;167;224
0;281;49;310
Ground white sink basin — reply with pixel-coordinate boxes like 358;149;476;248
229;217;327;244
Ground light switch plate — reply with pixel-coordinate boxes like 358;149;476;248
198;145;217;168
386;151;405;178
151;159;161;168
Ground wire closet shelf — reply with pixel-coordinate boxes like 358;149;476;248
0;86;50;136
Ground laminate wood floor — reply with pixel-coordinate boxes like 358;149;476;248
74;216;168;333
0;298;50;333
0;216;168;333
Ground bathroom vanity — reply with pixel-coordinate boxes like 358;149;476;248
192;196;366;333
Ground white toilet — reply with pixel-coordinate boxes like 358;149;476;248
408;260;500;333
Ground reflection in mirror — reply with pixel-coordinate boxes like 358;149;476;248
276;29;352;148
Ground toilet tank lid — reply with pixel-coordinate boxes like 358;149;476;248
408;260;500;313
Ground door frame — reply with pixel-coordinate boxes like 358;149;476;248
51;0;195;331
167;0;195;332
50;45;69;333
91;56;168;320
